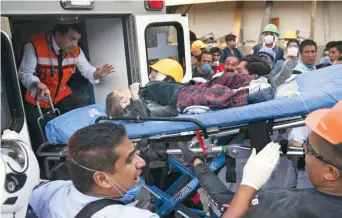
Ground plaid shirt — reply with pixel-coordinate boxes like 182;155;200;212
176;73;257;111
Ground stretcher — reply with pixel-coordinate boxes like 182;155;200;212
35;65;342;217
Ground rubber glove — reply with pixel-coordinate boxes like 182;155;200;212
241;142;280;190
178;142;206;166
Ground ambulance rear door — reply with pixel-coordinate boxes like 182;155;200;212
133;14;191;86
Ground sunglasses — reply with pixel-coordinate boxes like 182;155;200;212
304;139;342;170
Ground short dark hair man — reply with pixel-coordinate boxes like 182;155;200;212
329;41;342;64
28;123;157;218
220;34;244;63
293;39;317;74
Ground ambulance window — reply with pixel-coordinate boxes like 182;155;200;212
1;32;24;133
145;22;185;71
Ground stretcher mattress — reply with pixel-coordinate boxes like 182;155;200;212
46;65;342;144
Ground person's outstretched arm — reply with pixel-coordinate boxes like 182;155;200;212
222;142;280;218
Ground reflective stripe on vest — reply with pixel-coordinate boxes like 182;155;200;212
25;32;80;108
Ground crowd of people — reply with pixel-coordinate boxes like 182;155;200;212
2;22;341;218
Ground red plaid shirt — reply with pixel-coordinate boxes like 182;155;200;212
176;73;257;111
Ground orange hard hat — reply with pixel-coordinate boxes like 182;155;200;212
305;100;342;144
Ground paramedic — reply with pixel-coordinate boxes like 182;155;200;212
252;24;284;64
106;57;288;117
210;47;225;73
28;123;159;218
329;41;342;65
293;39;317;74
219;34;244;63
179;100;342;218
19;23;114;149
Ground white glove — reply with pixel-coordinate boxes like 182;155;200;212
241;142;280;190
2;129;20;140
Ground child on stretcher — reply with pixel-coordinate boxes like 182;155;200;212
105;56;293;118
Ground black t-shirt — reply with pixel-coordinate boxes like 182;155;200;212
246;188;342;218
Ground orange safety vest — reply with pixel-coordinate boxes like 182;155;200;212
25;32;80;108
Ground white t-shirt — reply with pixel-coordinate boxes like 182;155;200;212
29;180;159;218
288;126;310;144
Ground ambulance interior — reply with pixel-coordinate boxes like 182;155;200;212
1;14;186;139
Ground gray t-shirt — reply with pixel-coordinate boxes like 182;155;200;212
246;188;342;218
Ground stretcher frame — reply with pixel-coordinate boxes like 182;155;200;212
34;104;306;216
36;108;306;178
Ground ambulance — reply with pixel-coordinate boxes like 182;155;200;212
1;0;191;151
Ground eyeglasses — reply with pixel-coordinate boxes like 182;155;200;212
304;139;342;170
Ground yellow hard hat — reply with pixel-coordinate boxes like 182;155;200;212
150;58;184;83
283;30;297;39
191;40;206;51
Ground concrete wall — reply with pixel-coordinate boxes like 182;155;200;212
177;1;342;47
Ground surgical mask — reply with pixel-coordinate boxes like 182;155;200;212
212;61;220;67
306;63;315;69
71;158;128;199
287;47;298;57
292;59;299;68
149;72;166;81
320;56;331;65
264;35;274;45
120;178;144;202
232;42;237;48
202;64;212;73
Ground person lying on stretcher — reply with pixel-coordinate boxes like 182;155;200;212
105;56;293;118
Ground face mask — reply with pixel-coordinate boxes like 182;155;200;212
287;47;299;57
201;64;212;73
306;63;315;69
149;72;166;81
119;178;144;202
292;59;299;68
71;158;129;199
264;35;274;45
320;56;331;64
232;42;237;48
212;61;220;67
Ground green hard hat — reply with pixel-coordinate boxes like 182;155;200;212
262;24;280;37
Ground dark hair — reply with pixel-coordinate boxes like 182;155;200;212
209;47;222;55
198;51;213;62
53;23;82;36
287;39;300;48
225;34;236;42
323;48;329;53
190;30;197;42
338;56;342;61
241;55;271;76
330;41;342;54
299;39;317;53
67;123;127;193
326;41;336;50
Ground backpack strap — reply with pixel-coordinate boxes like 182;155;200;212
75;199;124;218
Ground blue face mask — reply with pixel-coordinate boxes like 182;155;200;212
306;63;315;69
119;177;143;203
232;42;237;48
292;59;299;68
202;64;212;73
320;56;331;65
